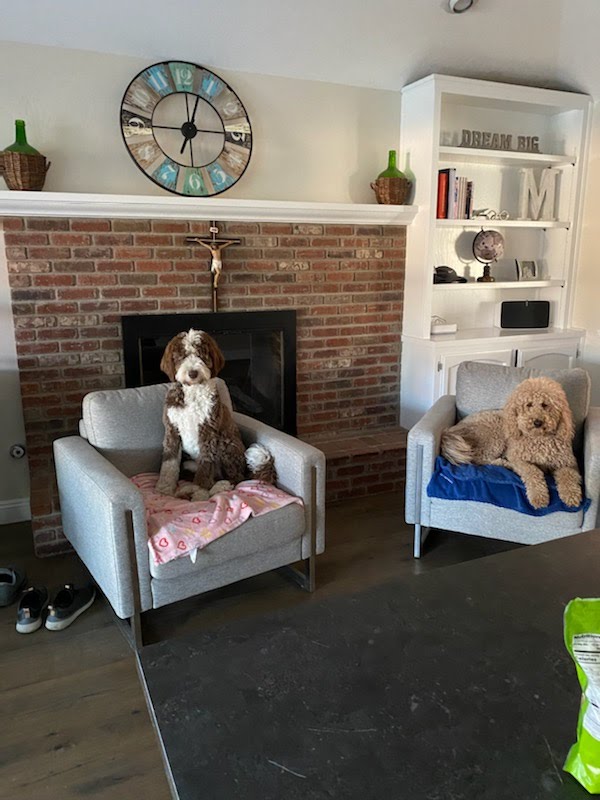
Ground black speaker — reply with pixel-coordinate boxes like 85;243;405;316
500;300;550;329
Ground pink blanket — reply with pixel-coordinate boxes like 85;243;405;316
132;473;303;566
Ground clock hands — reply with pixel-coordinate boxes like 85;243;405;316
180;93;202;154
190;94;200;125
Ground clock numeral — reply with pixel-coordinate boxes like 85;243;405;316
200;73;224;100
126;82;157;114
207;163;234;191
121;110;153;138
128;140;162;170
144;65;174;97
153;158;180;190
219;145;248;178
169;62;195;93
225;129;252;150
183;168;207;196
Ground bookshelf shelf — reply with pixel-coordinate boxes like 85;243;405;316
432;279;565;291
435;219;571;229
438;146;576;167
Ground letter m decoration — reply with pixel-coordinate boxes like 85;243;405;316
517;167;559;221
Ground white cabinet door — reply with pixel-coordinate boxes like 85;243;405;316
516;341;579;370
436;348;515;397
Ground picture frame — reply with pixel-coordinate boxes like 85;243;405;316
515;259;538;281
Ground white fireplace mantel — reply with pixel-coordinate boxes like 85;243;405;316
0;190;417;226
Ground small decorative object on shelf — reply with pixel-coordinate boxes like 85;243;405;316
460;129;540;153
0;120;50;191
371;149;411;205
473;228;504;282
515;259;538;281
471;207;510;221
517;167;558;220
433;265;467;284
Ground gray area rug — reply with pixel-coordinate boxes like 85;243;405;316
140;534;598;800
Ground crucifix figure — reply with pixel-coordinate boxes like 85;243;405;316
187;221;241;311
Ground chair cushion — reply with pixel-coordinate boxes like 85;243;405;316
149;502;306;580
455;362;591;453
81;379;233;476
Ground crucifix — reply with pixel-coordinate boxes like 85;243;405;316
186;221;241;311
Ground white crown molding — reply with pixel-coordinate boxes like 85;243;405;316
0;497;31;525
0;191;418;226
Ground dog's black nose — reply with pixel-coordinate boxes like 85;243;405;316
188;370;198;379
533;419;543;428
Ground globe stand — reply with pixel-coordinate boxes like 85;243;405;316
477;263;495;282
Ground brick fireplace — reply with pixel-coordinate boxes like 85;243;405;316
4;215;406;555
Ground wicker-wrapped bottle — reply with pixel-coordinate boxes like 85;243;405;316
371;149;411;205
1;120;50;191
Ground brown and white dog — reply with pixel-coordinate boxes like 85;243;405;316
155;329;276;501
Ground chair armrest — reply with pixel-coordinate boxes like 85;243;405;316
584;407;600;529
233;413;326;556
53;436;151;618
405;395;457;525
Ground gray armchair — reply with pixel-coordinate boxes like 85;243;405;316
53;380;325;647
406;362;600;557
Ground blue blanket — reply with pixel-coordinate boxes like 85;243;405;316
427;457;590;517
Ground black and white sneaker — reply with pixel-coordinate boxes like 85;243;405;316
16;586;49;634
0;566;27;607
45;584;96;631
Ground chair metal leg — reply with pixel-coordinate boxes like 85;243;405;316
122;509;145;651
277;465;317;593
414;523;422;558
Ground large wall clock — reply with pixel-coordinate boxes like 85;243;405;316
120;61;252;197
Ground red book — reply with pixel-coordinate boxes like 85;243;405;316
437;169;449;218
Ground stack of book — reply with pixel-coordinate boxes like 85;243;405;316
437;168;473;219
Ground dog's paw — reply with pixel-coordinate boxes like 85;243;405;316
175;483;196;500
558;485;583;508
190;487;210;502
209;480;233;496
155;479;177;496
527;486;550;509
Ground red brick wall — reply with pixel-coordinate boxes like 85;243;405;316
4;216;405;555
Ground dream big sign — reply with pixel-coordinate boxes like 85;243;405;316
460;129;540;153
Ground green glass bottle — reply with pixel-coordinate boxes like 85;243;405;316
5;120;40;155
377;149;405;179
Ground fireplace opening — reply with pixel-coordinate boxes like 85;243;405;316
122;310;297;434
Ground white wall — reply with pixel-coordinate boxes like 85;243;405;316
0;42;399;202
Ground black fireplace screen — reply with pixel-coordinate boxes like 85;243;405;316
122;311;296;434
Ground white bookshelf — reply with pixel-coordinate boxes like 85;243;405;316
399;74;592;428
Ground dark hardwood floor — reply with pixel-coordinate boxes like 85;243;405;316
0;494;516;799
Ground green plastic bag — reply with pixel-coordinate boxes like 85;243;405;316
564;598;600;792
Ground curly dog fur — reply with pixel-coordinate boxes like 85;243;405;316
441;377;583;509
155;329;276;502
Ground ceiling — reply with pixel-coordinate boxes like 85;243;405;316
1;0;580;92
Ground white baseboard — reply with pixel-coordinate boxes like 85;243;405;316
0;497;31;525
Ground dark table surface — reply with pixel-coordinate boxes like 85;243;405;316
141;531;600;800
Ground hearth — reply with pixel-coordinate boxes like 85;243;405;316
122;310;297;434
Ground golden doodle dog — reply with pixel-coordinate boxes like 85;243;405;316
441;377;583;510
155;329;276;501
